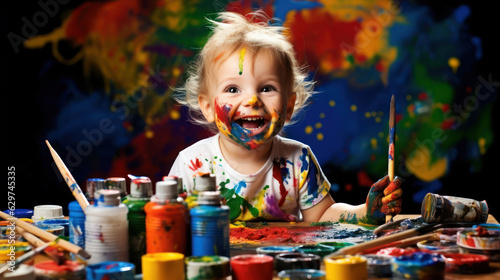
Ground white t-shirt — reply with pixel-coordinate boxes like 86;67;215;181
169;134;330;221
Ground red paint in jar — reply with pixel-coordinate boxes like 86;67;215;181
230;254;274;280
443;253;490;274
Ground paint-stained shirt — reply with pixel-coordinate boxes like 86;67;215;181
168;134;331;222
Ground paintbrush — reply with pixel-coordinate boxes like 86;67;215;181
387;95;396;223
0;213;91;259
16;226;65;264
0;238;61;276
45;140;89;211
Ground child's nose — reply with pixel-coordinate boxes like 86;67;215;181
245;95;262;108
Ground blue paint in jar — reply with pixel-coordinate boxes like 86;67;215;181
3;209;33;219
86;261;135;280
190;191;230;257
35;218;70;237
68;200;85;249
392;252;445;280
277;269;326;280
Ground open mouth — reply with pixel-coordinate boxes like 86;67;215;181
235;117;270;135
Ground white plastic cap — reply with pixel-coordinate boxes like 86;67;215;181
32;205;64;222
194;173;216;192
94;189;121;206
155;181;178;201
130;177;152;198
163;175;184;194
197;191;222;205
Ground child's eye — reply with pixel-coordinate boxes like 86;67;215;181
261;85;277;93
224;86;240;94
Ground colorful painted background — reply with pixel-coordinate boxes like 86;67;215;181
3;0;499;218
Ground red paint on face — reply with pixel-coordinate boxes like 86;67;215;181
214;98;233;129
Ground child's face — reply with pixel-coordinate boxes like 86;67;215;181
199;48;296;150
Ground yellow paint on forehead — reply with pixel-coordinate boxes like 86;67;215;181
238;47;246;75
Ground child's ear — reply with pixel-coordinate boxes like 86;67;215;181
198;93;215;123
285;93;297;122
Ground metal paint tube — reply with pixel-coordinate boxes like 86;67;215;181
145;181;188;254
421;193;488;223
324;255;367;280
277;269;326;280
123;176;152;273
142;252;185;280
391;252;445;280
85;190;129;264
190;191;230;257
86;261;135;280
185;255;230;280
33;260;85;280
230;254;274;280
275;252;321;271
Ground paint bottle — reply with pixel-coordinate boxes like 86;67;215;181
324;255;367;280
163;175;186;200
85;189;129;264
123;176;152;273
2;209;33;219
105;177;128;201
68;200;85;260
144;181;188;254
421;193;489;223
230;254;274;280
34;219;70;237
185;173;217;209
86;261;135;280
190;191;230;257
86;178;105;203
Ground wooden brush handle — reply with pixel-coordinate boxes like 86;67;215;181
0;212;90;259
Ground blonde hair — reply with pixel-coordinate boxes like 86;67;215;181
175;11;314;133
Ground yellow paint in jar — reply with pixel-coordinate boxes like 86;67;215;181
142;252;185;280
324;255;367;280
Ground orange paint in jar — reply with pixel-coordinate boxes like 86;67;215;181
145;180;189;254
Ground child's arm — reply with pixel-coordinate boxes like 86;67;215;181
302;176;403;224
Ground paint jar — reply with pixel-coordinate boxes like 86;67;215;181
185;173;217;209
190;191;230;257
86;261;135;280
163;175;186;200
105;177;128;201
2;209;33;219
185;255;230;280
421;193;488;223
364;254;393;278
391;252;445;280
86;178;105;203
275;252;321;271
442;253;490;274
33;260;85;280
35;219;70;237
85;189;129;264
123;176;152;273
295;245;334;258
68;200;85;252
324;255;367;280
142;252;185;280
145;181;189;254
0;264;35;280
0;241;31;263
317;242;356;253
36;225;65;236
457;228;500;261
277;269;326;280
256;246;297;268
230;254;274;280
32;205;64;223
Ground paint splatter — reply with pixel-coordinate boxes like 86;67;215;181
238;47;246;75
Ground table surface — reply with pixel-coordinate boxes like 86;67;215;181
229;214;500;280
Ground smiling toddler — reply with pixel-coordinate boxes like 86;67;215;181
169;11;402;223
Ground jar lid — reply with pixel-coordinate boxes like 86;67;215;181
197;191;222;205
155;181;178;201
86;178;105;198
94;190;121;206
105;177;127;196
129;175;152;198
163;176;183;194
194;173;216;192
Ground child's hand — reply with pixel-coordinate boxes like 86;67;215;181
365;175;403;224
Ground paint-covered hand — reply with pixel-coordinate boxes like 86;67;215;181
365;175;403;224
